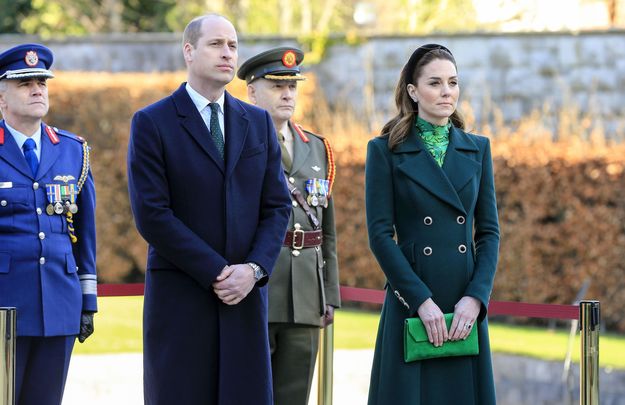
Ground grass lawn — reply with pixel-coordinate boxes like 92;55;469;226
75;297;625;370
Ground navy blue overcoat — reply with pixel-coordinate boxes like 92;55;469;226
366;126;500;405
127;84;291;405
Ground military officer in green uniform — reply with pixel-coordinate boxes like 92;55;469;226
238;47;340;405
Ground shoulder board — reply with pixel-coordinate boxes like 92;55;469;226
52;127;86;144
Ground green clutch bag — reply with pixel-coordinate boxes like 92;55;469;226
404;313;479;362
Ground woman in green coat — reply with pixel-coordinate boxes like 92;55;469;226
366;44;500;404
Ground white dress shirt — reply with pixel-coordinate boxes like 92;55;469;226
185;83;225;141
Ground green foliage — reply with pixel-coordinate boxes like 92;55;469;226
0;0;31;33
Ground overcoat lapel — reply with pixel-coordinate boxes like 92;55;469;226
36;123;60;180
442;127;480;211
172;84;225;174
290;123;310;176
395;126;467;214
224;92;249;179
0;121;34;179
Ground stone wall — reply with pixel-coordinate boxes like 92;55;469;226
493;353;625;405
2;30;625;135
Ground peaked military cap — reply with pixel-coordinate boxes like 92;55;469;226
237;47;306;84
0;43;55;81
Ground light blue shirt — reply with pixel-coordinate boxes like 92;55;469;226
6;122;42;161
185;83;225;141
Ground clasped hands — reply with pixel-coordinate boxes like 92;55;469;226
416;296;480;347
212;264;257;305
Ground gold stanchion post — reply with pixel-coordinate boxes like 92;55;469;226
317;323;334;405
0;308;16;405
579;300;600;405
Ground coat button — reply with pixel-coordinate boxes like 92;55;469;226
458;244;467;253
457;216;465;224
38;232;46;240
289;177;295;184
36;207;42;215
394;290;401;298
0;200;6;207
292;201;298;207
423;216;433;226
33;182;39;190
423;246;433;256
39;257;46;265
292;250;300;257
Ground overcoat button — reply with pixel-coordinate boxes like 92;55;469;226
36;207;42;215
457;216;465;224
292;201;298;207
39;257;46;265
33;182;39;190
292;250;300;257
0;200;6;207
458;244;467;253
423;246;433;256
289;177;295;184
38;232;46;240
423;216;433;225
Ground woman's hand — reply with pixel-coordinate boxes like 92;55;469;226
449;296;481;341
417;298;448;347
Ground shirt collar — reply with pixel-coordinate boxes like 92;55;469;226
5;121;42;151
185;82;225;114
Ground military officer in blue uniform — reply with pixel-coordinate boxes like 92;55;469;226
0;44;97;405
238;47;341;405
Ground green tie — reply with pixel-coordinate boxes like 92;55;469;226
279;133;292;171
209;103;224;159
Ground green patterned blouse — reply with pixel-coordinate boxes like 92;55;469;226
416;117;451;167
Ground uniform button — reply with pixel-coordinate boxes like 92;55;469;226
36;207;42;215
292;250;300;257
33;182;39;190
423;216;433;226
289;177;295;184
423;246;433;256
457;216;466;224
0;200;6;207
394;290;400;298
38;232;46;240
39;257;46;265
292;201;298;207
458;244;467;253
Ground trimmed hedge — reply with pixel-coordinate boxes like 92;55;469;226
40;73;625;331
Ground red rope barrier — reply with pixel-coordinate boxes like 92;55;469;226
98;283;579;320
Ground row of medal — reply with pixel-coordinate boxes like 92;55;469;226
305;178;330;208
46;184;78;215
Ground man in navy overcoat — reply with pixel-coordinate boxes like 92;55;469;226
127;14;291;405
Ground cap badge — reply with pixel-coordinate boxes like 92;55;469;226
24;50;39;67
282;50;297;68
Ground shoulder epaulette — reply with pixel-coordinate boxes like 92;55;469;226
52;126;86;143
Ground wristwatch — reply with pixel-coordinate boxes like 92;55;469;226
247;262;266;281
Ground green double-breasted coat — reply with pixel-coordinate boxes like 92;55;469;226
365;126;500;405
268;123;340;326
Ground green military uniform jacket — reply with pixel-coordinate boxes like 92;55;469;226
268;122;341;327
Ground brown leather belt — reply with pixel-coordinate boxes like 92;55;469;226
283;229;323;250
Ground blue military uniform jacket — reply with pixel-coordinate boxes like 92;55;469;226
0;120;97;336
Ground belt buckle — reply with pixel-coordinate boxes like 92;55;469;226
292;224;305;250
